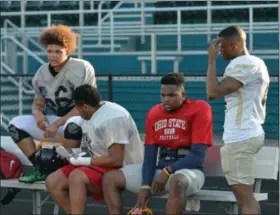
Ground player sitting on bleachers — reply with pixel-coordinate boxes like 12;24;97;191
46;84;143;215
8;24;96;183
102;73;213;215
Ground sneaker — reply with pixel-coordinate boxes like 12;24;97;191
18;169;47;184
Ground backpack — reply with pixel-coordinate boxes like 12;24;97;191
0;147;23;205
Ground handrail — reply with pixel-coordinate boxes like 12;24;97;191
1;3;277;51
1;113;10;130
1;63;34;94
4;19;45;52
0;2;277;58
2;22;277;37
98;1;123;44
1;35;45;65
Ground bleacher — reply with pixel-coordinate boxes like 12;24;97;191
0;2;279;214
0;0;279;140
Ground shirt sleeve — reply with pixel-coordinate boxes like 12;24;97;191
191;101;213;146
225;63;258;85
102;116;130;149
144;110;156;145
32;74;44;100
82;61;97;87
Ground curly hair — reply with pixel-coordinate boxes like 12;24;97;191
39;24;77;53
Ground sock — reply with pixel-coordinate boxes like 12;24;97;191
28;153;36;166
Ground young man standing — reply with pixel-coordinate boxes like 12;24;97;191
102;73;213;215
206;25;270;215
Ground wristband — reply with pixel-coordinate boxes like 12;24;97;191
140;185;151;190
163;168;171;176
70;157;91;166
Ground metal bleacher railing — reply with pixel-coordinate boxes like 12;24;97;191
1;1;278;54
1;1;278;74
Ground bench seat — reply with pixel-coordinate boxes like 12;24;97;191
158;189;268;202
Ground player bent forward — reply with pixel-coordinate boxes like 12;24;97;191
102;73;213;215
8;25;96;183
46;84;143;215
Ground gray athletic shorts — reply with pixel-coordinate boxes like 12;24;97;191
121;163;205;197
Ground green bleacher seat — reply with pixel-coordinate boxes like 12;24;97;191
0;1;11;12
9;1;21;11
40;1;59;10
58;1;78;10
25;1;41;10
154;1;277;24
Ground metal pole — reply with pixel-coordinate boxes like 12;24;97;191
278;1;280;177
151;33;157;74
21;0;28;74
4;20;8;63
77;34;83;59
110;12;114;52
18;77;23;115
79;0;84;28
98;1;106;45
108;74;113;102
177;10;181;51
47;13;51;26
207;0;212;42
90;1;94;10
249;7;253;53
78;0;84;59
141;2;145;44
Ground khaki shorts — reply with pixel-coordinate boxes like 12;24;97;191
220;135;264;186
121;164;205;197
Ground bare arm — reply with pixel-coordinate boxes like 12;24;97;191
90;144;125;168
53;107;80;127
206;40;243;100
207;62;243;100
55;133;81;149
32;97;46;120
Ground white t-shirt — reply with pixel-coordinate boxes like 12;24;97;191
222;54;270;143
81;101;143;165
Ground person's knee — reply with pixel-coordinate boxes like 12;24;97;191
46;170;68;194
65;116;83;126
169;174;189;197
8;117;31;143
102;170;126;191
232;184;255;207
68;169;88;186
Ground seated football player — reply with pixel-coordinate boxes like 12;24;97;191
102;73;213;215
8;24;96;183
46;84;143;215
